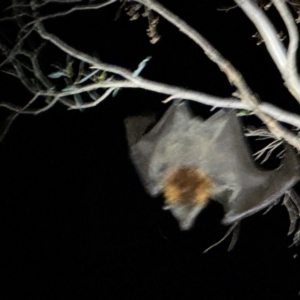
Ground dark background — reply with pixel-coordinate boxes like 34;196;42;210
1;0;300;299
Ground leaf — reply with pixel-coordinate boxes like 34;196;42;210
78;69;100;84
236;109;254;116
74;61;86;83
73;93;84;112
132;56;151;77
112;88;120;97
48;71;67;79
62;85;79;92
88;90;100;100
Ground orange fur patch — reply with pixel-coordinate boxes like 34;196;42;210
162;166;212;205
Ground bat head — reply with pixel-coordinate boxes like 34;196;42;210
162;166;212;230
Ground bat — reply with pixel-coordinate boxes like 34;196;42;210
125;100;300;230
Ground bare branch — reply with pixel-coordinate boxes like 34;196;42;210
272;0;300;101
235;0;300;103
245;127;284;163
136;0;300;149
1;0;300;151
234;0;287;71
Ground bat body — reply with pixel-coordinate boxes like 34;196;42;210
125;100;300;230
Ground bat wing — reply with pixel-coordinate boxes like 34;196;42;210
126;100;200;196
124;114;156;147
126;100;300;228
202;109;300;224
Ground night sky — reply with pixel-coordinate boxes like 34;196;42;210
1;0;300;299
